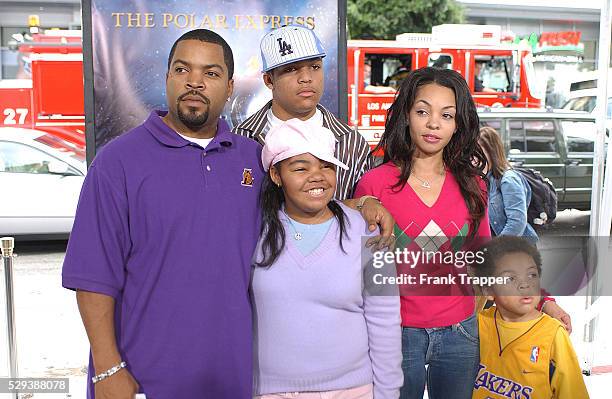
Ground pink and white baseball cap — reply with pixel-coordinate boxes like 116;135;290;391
261;118;349;172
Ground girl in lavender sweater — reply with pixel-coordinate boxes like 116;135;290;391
251;118;402;399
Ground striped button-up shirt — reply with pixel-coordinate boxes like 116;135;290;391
233;101;374;200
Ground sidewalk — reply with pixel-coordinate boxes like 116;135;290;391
1;245;89;399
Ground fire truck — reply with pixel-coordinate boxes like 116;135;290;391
347;24;543;147
0;29;85;149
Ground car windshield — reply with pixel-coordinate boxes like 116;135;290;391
476;56;514;92
561;121;597;153
562;96;597;113
34;134;86;163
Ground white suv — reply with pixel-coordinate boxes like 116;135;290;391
562;70;612;134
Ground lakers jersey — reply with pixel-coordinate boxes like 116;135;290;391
473;307;561;399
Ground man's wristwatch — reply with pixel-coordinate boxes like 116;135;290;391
356;195;380;211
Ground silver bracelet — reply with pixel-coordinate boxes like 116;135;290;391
91;361;127;384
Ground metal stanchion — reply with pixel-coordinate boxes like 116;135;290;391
1;237;18;399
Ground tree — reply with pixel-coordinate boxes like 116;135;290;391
347;0;465;40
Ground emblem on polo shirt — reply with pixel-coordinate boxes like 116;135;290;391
241;168;254;187
277;37;293;56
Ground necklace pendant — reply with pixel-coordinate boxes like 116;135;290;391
294;232;303;241
421;181;431;189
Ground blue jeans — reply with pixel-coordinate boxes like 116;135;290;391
399;314;480;399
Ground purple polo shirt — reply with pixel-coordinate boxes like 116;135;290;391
62;111;263;398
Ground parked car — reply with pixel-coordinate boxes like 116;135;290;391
478;108;600;210
561;69;612;135
562;92;612;135
0;127;86;239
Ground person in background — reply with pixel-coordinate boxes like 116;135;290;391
385;60;411;90
473;61;496;93
364;61;372;87
478;126;538;243
472;236;589;399
478;126;573;333
364;60;397;93
252;118;403;399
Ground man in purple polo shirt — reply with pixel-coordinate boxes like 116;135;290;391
62;29;262;398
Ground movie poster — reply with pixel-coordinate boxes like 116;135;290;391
82;0;345;156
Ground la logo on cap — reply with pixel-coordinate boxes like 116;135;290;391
277;38;293;57
260;25;326;72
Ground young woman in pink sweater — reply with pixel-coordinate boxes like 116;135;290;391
355;67;490;399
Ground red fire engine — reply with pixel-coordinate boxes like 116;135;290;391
0;29;85;149
347;24;543;147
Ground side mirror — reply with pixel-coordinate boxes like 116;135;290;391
48;160;71;175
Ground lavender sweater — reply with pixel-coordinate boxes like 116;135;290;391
251;203;402;398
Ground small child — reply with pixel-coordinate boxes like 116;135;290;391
472;236;589;399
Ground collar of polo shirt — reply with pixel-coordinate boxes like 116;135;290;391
147;110;234;149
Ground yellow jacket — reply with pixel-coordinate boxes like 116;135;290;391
473;307;589;399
